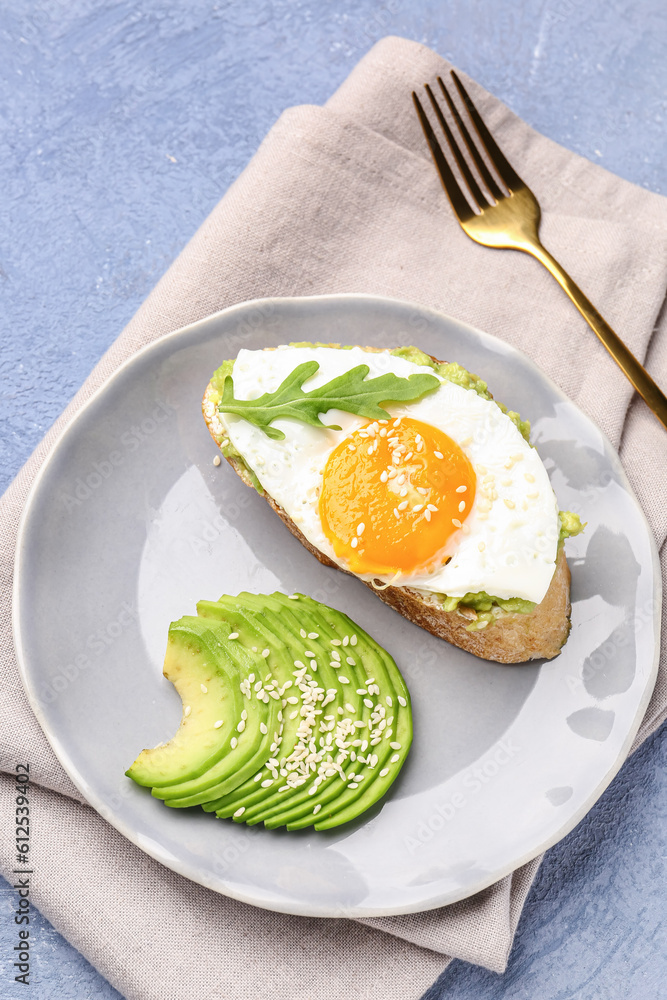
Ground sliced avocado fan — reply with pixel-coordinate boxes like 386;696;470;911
125;592;413;831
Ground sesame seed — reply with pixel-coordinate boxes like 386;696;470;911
231;737;238;749
434;451;444;459
391;754;400;763
261;779;273;788
213;454;222;466
390;742;401;749
348;781;359;789
364;698;373;708
260;722;268;734
379;768;389;777
288;594;299;600
233;807;245;817
452;518;462;528
398;696;407;707
228;632;239;640
313;804;322;814
200;684;208;694
183;705;191;717
504;498;516;509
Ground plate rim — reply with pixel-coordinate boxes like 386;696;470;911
12;292;663;917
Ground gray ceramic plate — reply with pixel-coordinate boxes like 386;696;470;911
14;294;661;917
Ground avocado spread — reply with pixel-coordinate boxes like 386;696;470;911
126;592;412;831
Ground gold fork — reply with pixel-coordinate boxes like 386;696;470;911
413;72;667;432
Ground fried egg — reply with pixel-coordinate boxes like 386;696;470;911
218;346;560;604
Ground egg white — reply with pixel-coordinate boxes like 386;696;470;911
218;346;560;604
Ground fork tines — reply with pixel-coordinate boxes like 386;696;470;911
412;71;522;217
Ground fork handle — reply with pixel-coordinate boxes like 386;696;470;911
527;241;667;432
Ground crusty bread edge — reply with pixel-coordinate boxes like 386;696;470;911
202;351;572;664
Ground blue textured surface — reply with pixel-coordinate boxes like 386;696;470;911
0;1;665;998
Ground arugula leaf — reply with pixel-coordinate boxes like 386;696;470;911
218;361;440;439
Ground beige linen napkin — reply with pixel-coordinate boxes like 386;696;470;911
1;35;666;1000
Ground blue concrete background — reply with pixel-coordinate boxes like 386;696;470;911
1;1;665;997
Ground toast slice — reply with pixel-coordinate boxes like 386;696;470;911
202;348;572;664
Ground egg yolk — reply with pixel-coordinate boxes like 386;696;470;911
319;417;477;577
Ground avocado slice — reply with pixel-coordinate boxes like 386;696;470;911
206;593;352;821
126;617;243;787
235;595;362;826
311;640;412;831
266;615;398;829
197;596;317;817
152;605;283;806
257;602;374;828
